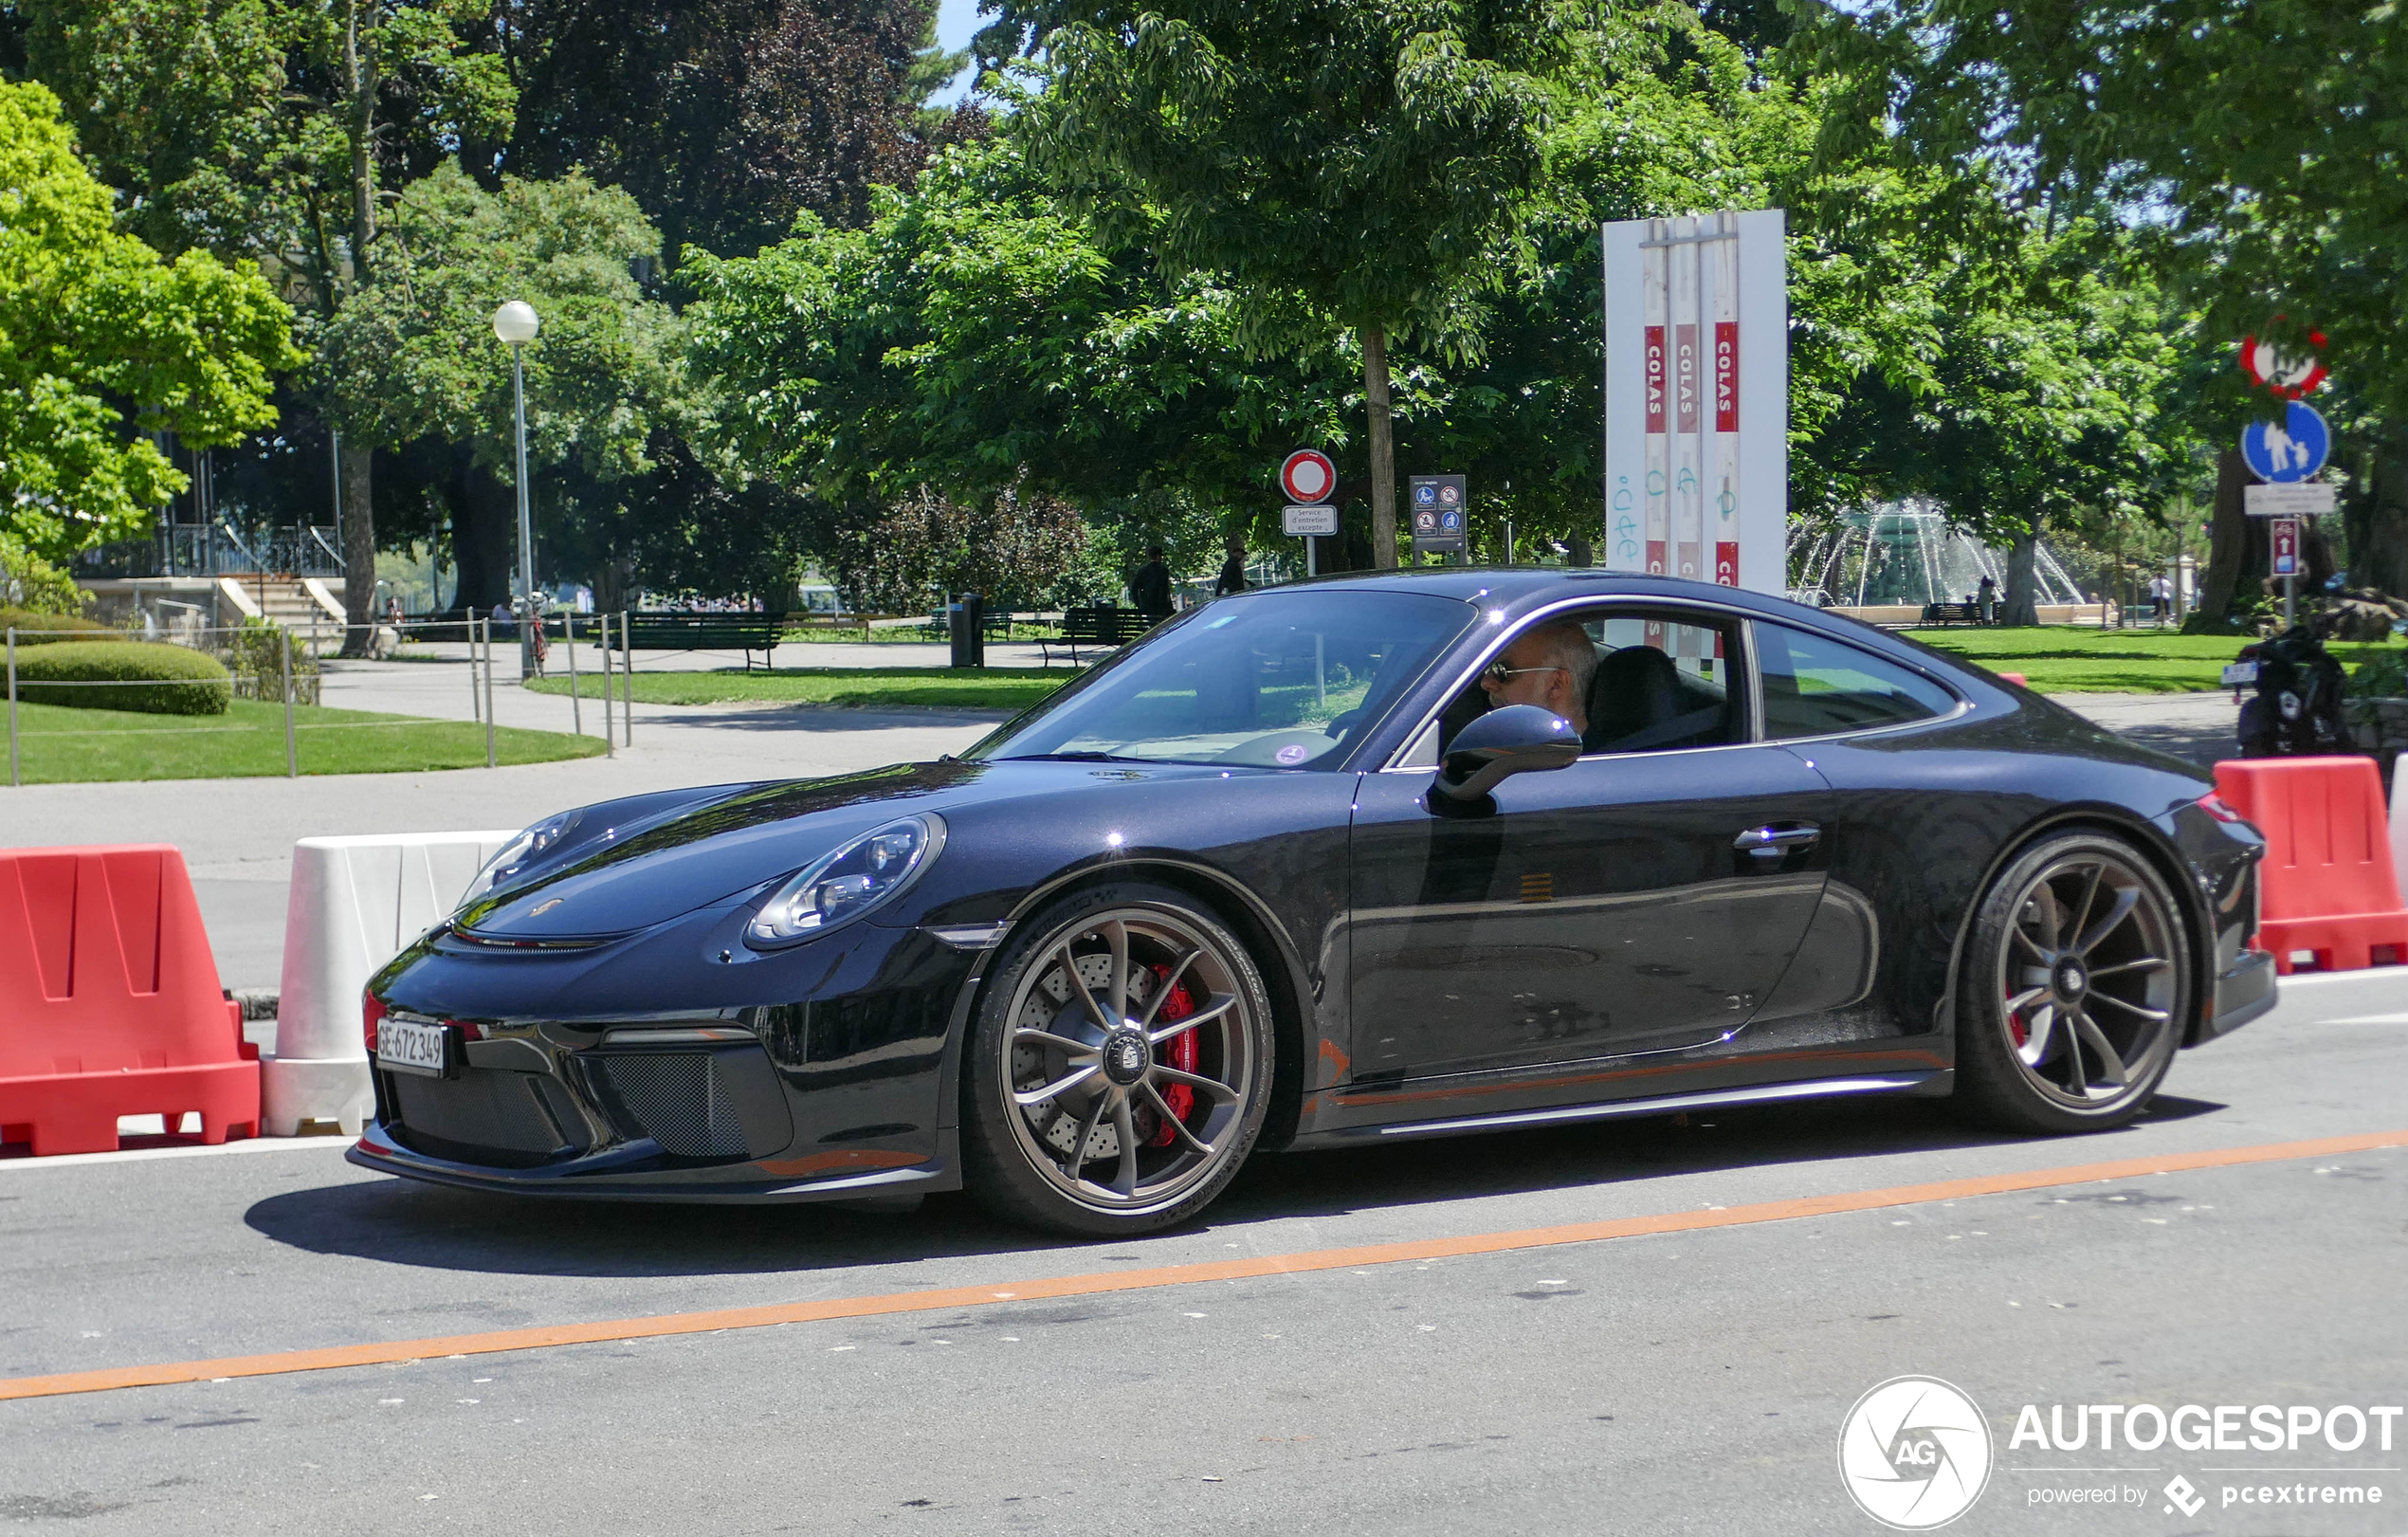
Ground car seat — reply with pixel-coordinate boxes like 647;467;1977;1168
1585;645;1724;753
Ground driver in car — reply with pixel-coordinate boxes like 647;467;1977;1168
1477;620;1596;739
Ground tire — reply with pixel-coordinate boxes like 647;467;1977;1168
961;881;1274;1235
1954;831;2192;1134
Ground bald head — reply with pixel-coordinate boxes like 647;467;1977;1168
1479;620;1595;734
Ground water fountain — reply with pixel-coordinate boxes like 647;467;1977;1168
1786;501;2089;611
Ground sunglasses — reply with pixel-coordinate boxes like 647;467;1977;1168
1481;662;1564;686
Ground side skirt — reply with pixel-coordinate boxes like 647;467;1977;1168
1292;1070;1944;1148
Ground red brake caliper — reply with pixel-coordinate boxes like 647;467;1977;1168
1147;965;1197;1147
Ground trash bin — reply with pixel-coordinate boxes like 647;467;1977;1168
948;592;985;668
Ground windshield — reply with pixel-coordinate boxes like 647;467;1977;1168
971;591;1475;769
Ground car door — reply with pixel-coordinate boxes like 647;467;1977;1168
1344;603;1833;1082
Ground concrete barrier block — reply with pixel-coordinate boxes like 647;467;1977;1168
265;830;518;1136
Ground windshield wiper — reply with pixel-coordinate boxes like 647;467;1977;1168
1001;750;1148;763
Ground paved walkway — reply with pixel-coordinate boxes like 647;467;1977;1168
2057;689;2236;769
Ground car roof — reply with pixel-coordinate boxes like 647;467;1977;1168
1268;566;1822;622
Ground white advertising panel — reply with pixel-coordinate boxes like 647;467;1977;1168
1601;210;1787;595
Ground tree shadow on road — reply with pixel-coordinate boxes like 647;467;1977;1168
241;1091;2229;1280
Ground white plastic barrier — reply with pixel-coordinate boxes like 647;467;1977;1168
2394;755;2408;902
265;830;519;1136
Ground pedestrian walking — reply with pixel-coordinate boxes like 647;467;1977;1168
2148;574;2172;625
1213;540;1250;597
1131;545;1175;620
1977;574;1998;626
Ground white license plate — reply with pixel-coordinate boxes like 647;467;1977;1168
2221;661;2259;686
376;1017;451;1077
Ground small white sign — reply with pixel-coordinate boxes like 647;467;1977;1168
1282;503;1337;537
2244;482;2336;516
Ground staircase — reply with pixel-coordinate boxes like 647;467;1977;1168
217;576;346;642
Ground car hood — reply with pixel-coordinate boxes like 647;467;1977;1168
449;758;1266;942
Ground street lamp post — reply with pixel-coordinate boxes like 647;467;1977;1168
492;301;540;677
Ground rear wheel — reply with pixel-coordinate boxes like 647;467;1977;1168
962;883;1272;1235
1955;832;2190;1133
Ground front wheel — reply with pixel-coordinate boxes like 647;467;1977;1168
961;883;1273;1235
1954;832;2191;1134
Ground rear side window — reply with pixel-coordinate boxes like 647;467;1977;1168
1755;622;1958;739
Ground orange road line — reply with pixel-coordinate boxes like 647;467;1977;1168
4;1128;2399;1403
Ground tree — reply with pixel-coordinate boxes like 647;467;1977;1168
1794;0;2408;591
810;484;1093;613
1014;0;1578;567
22;0;515;647
315;162;691;611
0;79;298;564
491;0;959;263
687;138;1344;517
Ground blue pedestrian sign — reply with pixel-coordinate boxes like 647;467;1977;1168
2241;402;2330;484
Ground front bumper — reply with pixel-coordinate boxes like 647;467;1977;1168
347;1118;958;1203
2198;948;2277;1043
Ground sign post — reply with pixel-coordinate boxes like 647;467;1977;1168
2238;401;2333;631
1279;450;1338;579
1408;475;1467;559
1601;210;1785;594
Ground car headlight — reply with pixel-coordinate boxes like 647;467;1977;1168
457;812;579;908
747;814;945;947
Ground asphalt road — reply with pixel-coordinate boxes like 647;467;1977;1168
5;971;2403;1535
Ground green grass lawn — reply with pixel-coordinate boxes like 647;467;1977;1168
1898;626;2397;694
527;666;1077;711
1;698;604;783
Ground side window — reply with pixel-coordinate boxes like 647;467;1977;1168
1755;621;1958;739
1437;607;1745;758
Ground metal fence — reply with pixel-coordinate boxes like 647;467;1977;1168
71;523;343;579
2;613;637;788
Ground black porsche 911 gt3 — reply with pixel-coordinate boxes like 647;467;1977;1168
351;571;2274;1234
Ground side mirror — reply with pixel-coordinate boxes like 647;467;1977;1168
1432;704;1581;800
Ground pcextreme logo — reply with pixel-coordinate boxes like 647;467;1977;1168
1839;1376;1995;1529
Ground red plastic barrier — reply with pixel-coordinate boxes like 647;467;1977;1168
1998;672;2027;687
0;845;258;1155
2215;757;2408;975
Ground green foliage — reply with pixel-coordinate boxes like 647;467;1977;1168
814;485;1096;613
10;639;234;714
215;619;320;704
1017;0;1577;358
318;163;676;484
0;80;299;562
0;609;112;637
0;530;92;616
1796;0;2408;425
2347;650;2408;703
22;0;516;271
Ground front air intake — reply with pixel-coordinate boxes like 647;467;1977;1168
593;1052;750;1159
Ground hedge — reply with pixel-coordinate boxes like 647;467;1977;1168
9;641;233;715
0;609;118;640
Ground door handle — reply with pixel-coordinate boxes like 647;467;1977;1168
1733;823;1820;859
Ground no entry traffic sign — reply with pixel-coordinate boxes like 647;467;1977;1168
1280;449;1336;505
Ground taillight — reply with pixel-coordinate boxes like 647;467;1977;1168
362;989;386;1055
2197;792;2245;824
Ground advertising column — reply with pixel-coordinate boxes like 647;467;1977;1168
1601;209;1787;596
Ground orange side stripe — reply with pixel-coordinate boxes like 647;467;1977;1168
3;1128;2399;1402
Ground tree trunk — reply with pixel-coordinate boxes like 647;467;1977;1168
2194;448;2253;627
452;454;517;615
337;442;377;654
1999;532;2041;627
2345;428;2408;599
1363;326;1397;570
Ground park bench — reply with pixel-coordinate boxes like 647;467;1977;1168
603;613;785;669
1038;607;1156;667
1917;601;1987;627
